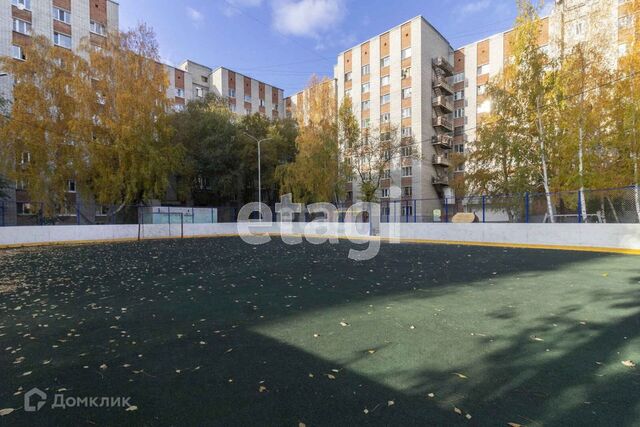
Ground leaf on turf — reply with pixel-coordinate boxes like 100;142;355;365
22;371;32;376
427;393;435;398
327;374;336;380
100;364;108;370
367;349;376;354
299;423;306;427
622;360;636;368
507;423;523;427
363;408;369;414
125;405;138;412
531;336;544;342
387;400;395;407
259;385;268;393
0;408;14;416
453;372;468;379
340;322;349;327
454;407;462;415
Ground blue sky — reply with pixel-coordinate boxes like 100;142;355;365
118;0;549;95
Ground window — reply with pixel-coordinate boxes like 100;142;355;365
401;47;412;60
402;87;412;99
452;72;464;83
361;82;370;93
259;99;266;107
54;32;72;49
90;21;106;36
619;15;632;29
67;180;76;193
345;88;352;98
195;87;204;98
478;100;491;114
12;45;25;61
454;90;464;101
383;149;391;160
176;88;185;98
381;94;391;105
402;67;411;79
13;18;31;35
201;76;209;83
273;103;279;111
381;188;390;198
401;145;413;156
345;72;352;82
244;94;251;102
454;126;464;136
454;108;465;119
229;103;236;112
228;88;236;98
477;64;490;75
17;202;35;215
401;127;412;138
380;56;390;68
402;166;412;177
361;100;370;111
477;84;487;96
403;186;413;197
361;118;371;129
619;43;628;57
12;0;31;10
574;20;585;36
454;144;465;153
53;7;71;24
21;152;31;165
401;107;411;118
245;108;252;115
380;131;391;141
380;113;390;123
382;169;391;179
362;64;370;75
381;75;390;86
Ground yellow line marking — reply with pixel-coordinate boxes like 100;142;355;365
0;232;638;255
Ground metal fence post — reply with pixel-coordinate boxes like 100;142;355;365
482;196;486;223
577;191;583;223
181;213;184;238
413;199;417;223
444;197;448;223
76;200;80;226
525;192;530;223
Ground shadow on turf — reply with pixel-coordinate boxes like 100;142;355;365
1;238;638;425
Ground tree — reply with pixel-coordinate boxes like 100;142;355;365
277;76;344;204
0;36;95;216
84;24;182;209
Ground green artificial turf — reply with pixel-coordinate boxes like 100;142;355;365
0;237;639;426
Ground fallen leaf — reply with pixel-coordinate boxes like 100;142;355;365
622;360;636;367
367;349;376;354
454;407;462;415
387;400;395;407
259;385;267;393
125;405;138;412
22;371;32;376
453;373;468;379
466;414;472;420
340;322;349;327
100;364;107;370
0;408;14;416
507;423;523;427
409;325;416;330
299;423;306;427
327;374;336;380
427;393;435;398
363;408;369;414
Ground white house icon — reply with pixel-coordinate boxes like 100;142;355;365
24;388;47;412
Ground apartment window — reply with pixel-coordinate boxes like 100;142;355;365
17;202;35;215
403;186;413;197
454;144;465;153
456;163;466;173
361;82;370;93
383;149;392;160
362;64;370;75
90;21;107;36
381;94;391;105
53;7;71;24
345;88;352;98
12;45;25;61
54;32;72;49
13;18;32;35
228;88;236;98
401;47;412;60
175;88;185;98
402;166;412;177
194;87;203;98
477;64;490;76
345;71;352;82
478;100;491;114
229;103;236;112
454;126;464;136
401;107;411;118
347;191;353;200
245;108;252;115
21;152;31;164
402;87;412;99
201;76;209;83
453;72;464;84
67;180;76;193
361;118;371;129
454;90;464;101
401;145;413;156
619;15;632;29
380;113;390;123
381;56;391;68
401;127;412;138
361;100;370;111
12;0;31;10
380;131;391;141
477;84;487;96
381;188;390;198
618;43;628;57
381;75;390;86
244;94;251;102
382;169;391;179
574;20;585;36
402;67;411;79
454;108;465;119
273;103;279;111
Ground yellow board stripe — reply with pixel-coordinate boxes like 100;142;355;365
0;232;639;255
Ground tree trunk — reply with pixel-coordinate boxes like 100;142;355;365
606;196;620;223
578;126;588;221
536;96;555;223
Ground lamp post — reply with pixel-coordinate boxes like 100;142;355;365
244;133;272;221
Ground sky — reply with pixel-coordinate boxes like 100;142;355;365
117;0;551;95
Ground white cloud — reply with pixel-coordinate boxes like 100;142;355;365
223;0;264;17
186;6;204;27
271;0;345;38
459;0;492;15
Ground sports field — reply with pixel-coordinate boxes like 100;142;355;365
0;237;639;425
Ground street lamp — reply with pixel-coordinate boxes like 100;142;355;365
244;132;272;221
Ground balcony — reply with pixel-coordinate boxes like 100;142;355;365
432;154;450;167
432;175;450;186
432;116;453;131
432;96;453;113
432;57;454;76
432;77;453;95
432;134;453;149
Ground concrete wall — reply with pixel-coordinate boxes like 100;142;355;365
1;223;640;252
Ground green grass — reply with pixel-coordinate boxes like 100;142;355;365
0;237;639;426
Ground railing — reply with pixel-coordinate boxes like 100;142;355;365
432;155;450;167
432;57;454;75
432;77;453;94
432;116;453;131
432;134;453;148
432;96;453;112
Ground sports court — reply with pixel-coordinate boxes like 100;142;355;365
0;237;639;425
